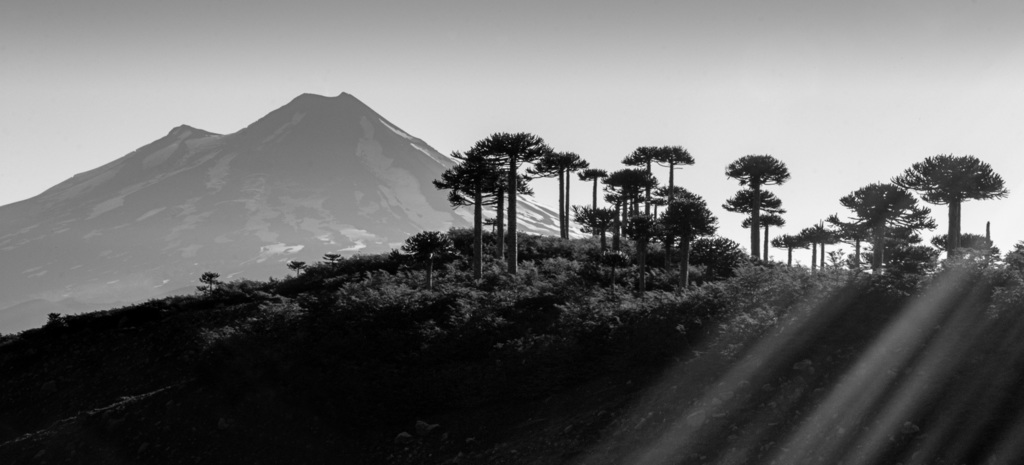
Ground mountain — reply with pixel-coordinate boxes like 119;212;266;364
0;92;566;333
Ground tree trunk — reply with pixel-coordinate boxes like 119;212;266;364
600;228;607;251
763;225;769;261
787;247;793;267
680;237;691;288
557;169;565;239
427;259;434;290
495;188;505;259
591;178;599;238
564;170;571;238
613;201;621;251
645;160;652;215
820;242;826;269
508;154;518;274
811;241;818;273
947;200;961;258
473;188;483;280
750;184;761;259
665;162;674;268
872;228;885;271
854;239;861;269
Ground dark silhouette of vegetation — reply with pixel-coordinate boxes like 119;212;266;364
286;260;307;276
401;231;456;290
573;205;615;250
197;271;222;295
622;146;663;215
771;234;809;266
661;195;718;287
725;155;791;260
479;133;551;274
530;151;588;239
838;183;937;271
624;214;660;294
893;154;1008;256
577;168;609;219
743;212;786;261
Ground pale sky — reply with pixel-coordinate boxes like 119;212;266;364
2;0;1023;264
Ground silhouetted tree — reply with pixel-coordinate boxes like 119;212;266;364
743;212;786;261
654;146;695;202
893;154;1008;256
601;250;630;295
480;133;551;274
197;271;221;295
287;261;307;277
827;213;871;270
605;168;657;230
624;214;660;294
434;146;505;279
401;231;456;290
573;205;616;251
661;195;718;287
530;151;588;239
839;183;937;271
690;236;746;281
931;233;998;260
771;234;809;267
622;146;663;215
726;155;791;259
578;168;609;213
322;252;341;264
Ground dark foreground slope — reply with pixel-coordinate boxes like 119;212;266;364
2;239;1024;464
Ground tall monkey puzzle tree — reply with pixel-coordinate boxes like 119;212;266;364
622;146;663;215
434;146;501;279
531;151;589;239
654;146;695;202
480;132;550;274
562;153;590;238
654;146;695;266
743;213;786;261
839;183;937;271
725;155;791;259
892;154;1008;257
578;168;609;213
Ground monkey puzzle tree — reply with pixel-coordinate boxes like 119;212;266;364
479;132;551;274
771;234;809;267
800;221;838;270
622;146;664;215
892;154;1008;256
826;213;871;270
605;168;657;227
725;155;791;259
654;146;695;202
287;260;307;277
530;151;589;239
434;146;503;279
661;195;718;288
578;168;609;212
839;183;937;272
930;233;998;260
624;214;661;294
572;205;616;251
197;271;222;295
561;153;590;238
743;212;786;261
401;231;456;290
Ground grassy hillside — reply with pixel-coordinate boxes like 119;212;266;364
2;233;1024;464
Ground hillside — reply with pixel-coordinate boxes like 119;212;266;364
2;234;1024;464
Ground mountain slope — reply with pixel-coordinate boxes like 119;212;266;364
0;92;566;332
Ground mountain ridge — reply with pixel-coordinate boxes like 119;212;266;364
0;92;567;333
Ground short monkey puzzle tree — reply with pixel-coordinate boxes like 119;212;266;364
572;205;616;251
661;195;718;288
401;231;456;290
624;213;661;294
197;271;222;295
839;183;937;272
725;155;791;259
771;234;809;267
893;154;1008;257
286;261;307;277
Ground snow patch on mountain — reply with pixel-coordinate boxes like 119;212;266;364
88;197;125;220
378;117;413;140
